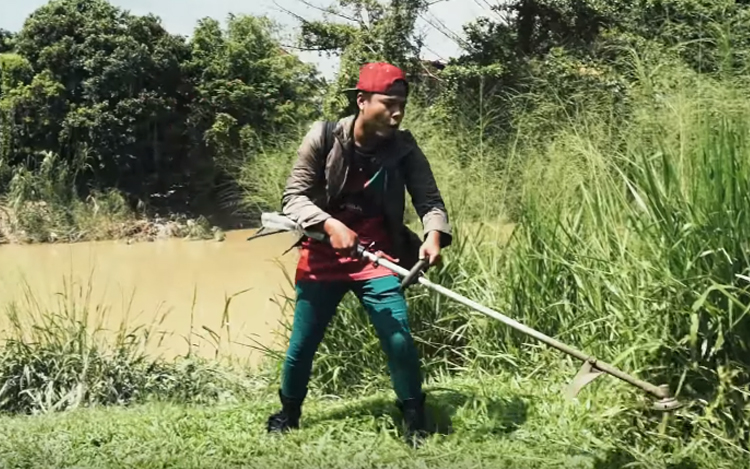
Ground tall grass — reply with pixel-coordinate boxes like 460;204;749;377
494;58;750;439
0;150;133;243
0;277;256;415
461;58;750;451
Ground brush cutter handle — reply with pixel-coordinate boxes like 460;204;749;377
400;258;430;291
257;211;426;284
324;234;424;288
353;242;428;290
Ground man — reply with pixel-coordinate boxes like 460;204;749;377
266;62;452;445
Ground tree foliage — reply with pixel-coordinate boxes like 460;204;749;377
0;0;321;210
10;0;193;194
398;0;750;140
295;0;429;117
3;0;750;212
186;15;322;164
0;30;14;54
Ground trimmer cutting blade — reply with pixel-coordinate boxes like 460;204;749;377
650;385;684;411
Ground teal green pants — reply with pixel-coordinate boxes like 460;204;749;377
281;275;422;402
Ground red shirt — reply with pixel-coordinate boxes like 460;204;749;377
294;152;396;283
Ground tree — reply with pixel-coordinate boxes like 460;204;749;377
186;14;323;162
0;30;14;54
292;0;429;117
10;0;193;197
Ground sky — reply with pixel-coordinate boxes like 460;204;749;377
0;0;497;78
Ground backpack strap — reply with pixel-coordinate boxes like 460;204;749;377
320;120;336;164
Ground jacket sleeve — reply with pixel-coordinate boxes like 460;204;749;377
400;132;453;248
281;121;332;229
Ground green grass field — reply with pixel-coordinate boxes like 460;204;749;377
1;366;736;469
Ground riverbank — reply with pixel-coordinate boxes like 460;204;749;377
0;200;226;245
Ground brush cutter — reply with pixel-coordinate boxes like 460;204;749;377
256;212;684;412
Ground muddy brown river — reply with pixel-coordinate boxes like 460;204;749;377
0;229;300;368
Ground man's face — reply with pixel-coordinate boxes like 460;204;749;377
358;81;407;140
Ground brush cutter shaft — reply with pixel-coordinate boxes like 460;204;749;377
361;250;670;400
255;213;673;402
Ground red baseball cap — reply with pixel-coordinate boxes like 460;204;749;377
345;62;409;95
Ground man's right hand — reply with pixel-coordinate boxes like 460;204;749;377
323;218;359;257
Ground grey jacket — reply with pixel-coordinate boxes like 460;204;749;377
281;114;452;267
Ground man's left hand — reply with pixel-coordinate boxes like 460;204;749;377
419;231;442;266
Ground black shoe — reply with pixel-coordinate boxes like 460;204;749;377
267;390;303;433
396;392;430;447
